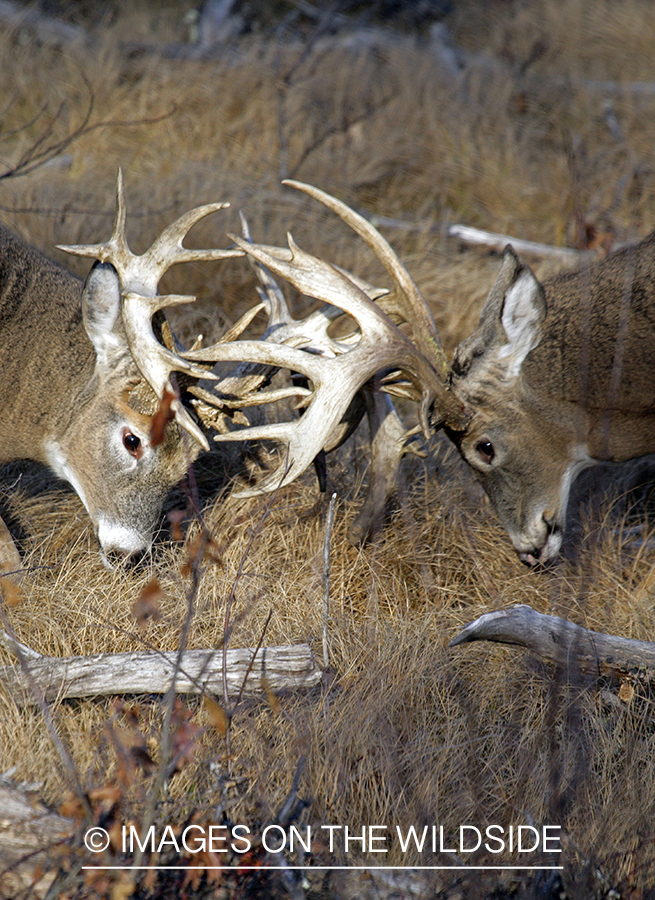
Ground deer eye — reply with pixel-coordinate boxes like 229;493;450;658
475;440;495;465
122;429;142;459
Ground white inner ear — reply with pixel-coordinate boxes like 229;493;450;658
497;270;544;377
82;264;125;371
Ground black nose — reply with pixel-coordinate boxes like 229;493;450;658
101;547;148;570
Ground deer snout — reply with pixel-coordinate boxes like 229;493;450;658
97;518;151;566
516;513;563;567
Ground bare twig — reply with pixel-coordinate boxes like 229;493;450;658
0;612;92;821
221;488;284;709
0;0;86;45
0;81;176;183
322;492;337;670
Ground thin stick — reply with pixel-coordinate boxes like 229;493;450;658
0;609;92;822
322;493;337;670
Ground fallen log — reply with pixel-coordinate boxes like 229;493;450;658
0;632;321;703
449;604;655;681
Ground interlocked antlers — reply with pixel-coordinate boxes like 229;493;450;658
61;176;469;515
205;180;469;495
59;169;246;450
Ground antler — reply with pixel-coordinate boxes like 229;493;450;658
197;187;468;492
283;180;452;382
59;170;244;448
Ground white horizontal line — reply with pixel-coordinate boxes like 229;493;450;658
83;865;564;871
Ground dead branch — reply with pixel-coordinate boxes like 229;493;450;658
0;86;176;183
0;633;321;703
449;604;655;681
446;224;589;262
364;212;589;262
0;777;74;899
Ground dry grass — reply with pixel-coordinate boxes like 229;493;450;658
2;1;655;897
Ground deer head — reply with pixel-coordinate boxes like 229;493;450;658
203;181;655;565
0;171;248;562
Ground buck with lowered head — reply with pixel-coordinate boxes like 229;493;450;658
0;172;249;567
211;181;655;565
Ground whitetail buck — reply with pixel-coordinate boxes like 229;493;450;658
209;181;655;565
0;172;253;568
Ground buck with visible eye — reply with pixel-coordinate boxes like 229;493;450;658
0;172;248;572
209;181;655;566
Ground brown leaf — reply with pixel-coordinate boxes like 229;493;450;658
619;680;635;703
0;577;24;607
142;866;157;894
106;725;155;784
132;578;164;628
168;508;187;542
180;532;224;576
261;677;282;713
204;696;230;737
58;793;87;822
150;386;177;447
88;786;122;805
111;872;136;900
169;699;203;775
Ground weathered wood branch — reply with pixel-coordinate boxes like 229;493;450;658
450;604;655;680
366;211;588;262
446;224;588;262
0;778;74;899
0;633;321;703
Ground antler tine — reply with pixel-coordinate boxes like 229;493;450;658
189;218;353;436
282;179;450;382
237;212;358;356
121;290;223;450
239;211;292;329
57;167;131;265
59;170;243;296
143;204;243;295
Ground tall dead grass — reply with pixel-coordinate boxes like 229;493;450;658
2;1;655;896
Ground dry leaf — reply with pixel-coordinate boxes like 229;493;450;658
132;578;164;628
204;696;230;737
169;699;203;775
168;508;187;542
261;677;282;713
150;387;177;447
619;680;635;703
105;724;155;784
0;577;24;607
111;871;136;900
58;794;87;821
88;786;122;805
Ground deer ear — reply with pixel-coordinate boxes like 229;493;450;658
497;260;547;375
451;247;546;381
82;261;127;370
